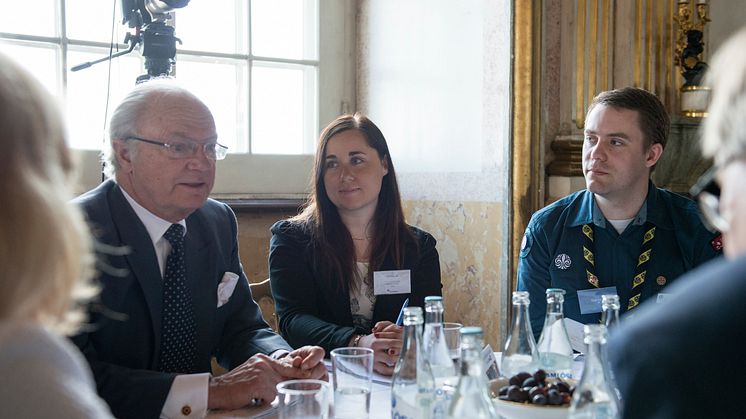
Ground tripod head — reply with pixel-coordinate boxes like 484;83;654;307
71;0;190;83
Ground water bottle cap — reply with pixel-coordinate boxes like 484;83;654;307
460;326;483;336
546;288;566;295
424;296;443;302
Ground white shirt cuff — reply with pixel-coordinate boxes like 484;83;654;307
270;349;290;359
160;373;210;419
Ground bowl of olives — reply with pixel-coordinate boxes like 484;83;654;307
490;370;574;419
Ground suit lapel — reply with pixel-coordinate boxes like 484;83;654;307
107;185;165;358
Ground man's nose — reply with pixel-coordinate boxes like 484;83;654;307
589;141;607;160
187;146;213;169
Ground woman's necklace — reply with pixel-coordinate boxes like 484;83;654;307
351;236;370;241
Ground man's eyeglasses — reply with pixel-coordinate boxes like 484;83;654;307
127;136;228;161
690;165;728;232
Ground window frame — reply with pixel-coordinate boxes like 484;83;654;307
1;0;355;198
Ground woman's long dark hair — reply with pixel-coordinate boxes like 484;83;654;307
293;113;414;292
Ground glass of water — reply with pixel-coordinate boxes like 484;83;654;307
330;347;374;419
443;322;463;374
276;379;330;419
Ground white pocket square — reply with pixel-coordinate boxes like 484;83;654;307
217;272;239;308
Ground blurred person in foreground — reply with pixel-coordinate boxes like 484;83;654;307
72;78;325;419
518;87;721;339
0;52;114;418
269;113;442;375
608;27;746;419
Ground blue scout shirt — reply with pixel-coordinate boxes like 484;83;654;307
518;182;722;339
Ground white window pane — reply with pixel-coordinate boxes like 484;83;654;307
66;1;129;44
174;0;247;54
0;1;57;37
66;48;144;149
174;57;248;152
251;0;318;60
0;42;60;97
252;63;316;155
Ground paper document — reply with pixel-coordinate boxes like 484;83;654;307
563;318;587;353
324;360;392;385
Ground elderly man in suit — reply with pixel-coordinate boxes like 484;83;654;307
73;78;325;419
608;27;746;419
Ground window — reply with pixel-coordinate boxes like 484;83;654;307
0;0;354;196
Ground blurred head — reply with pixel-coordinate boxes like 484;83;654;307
583;88;667;202
700;27;746;257
105;78;218;222
0;52;95;334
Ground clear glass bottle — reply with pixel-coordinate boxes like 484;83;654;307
568;325;620;419
447;327;497;419
423;296;456;419
392;307;435;419
601;294;620;330
537;288;574;380
501;291;539;378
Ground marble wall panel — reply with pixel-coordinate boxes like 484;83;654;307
403;200;504;349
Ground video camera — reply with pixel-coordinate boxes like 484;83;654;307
72;0;190;83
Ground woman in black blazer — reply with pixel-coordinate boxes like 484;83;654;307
269;113;442;375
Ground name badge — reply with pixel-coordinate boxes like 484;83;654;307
373;270;411;295
577;286;618;315
481;344;499;379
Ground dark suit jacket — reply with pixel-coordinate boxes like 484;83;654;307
608;254;746;419
72;180;290;419
269;220;442;353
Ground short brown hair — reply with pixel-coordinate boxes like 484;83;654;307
587;87;670;150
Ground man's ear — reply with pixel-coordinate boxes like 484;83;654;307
112;139;134;173
645;143;664;168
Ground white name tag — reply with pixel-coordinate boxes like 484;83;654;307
656;293;671;303
481;344;499;379
373;270;411;295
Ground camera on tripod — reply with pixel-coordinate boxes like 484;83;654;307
72;0;190;83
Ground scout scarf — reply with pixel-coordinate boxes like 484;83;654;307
581;222;656;311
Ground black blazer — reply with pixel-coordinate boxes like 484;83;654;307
269;220;442;353
72;180;290;419
608;254;746;419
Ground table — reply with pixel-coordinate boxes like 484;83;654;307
206;353;585;418
207;379;391;419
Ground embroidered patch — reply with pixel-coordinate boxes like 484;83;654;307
519;229;533;258
554;254;572;270
711;235;723;252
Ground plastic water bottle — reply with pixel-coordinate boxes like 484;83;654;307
447;327;497;418
392;307;435;419
501;291;539;378
568;325;620;419
537;288;573;380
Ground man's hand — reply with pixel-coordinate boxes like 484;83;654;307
279;346;328;381
207;347;327;411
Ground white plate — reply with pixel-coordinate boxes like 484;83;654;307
492;398;569;419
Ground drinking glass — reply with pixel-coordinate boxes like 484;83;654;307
276;379;330;419
330;347;374;419
443;322;463;373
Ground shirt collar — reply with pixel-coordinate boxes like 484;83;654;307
567;180;667;229
120;188;187;248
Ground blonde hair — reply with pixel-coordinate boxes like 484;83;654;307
0;52;96;335
701;26;746;165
